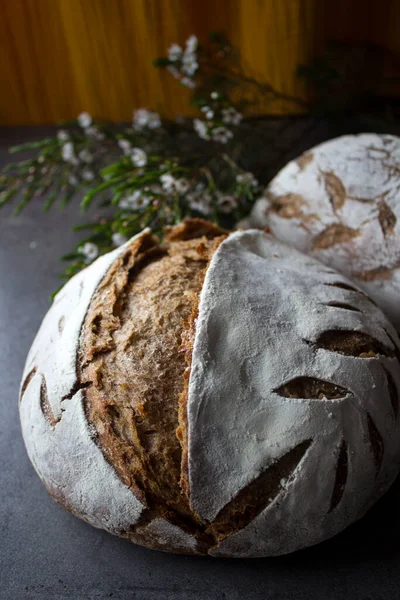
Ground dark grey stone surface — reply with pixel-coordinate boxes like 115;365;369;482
1;125;400;600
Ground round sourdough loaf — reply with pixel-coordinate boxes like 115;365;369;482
20;219;400;557
247;134;400;331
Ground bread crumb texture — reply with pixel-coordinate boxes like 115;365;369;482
79;220;227;552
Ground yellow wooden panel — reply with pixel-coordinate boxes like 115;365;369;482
1;0;399;125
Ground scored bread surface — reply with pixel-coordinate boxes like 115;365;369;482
248;134;400;330
20;221;400;557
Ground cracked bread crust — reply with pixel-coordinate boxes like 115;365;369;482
79;221;227;549
20;219;400;557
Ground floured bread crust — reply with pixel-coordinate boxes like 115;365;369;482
248;134;400;331
187;231;400;556
79;226;226;550
20;221;400;557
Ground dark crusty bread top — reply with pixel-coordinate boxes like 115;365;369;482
78;220;227;548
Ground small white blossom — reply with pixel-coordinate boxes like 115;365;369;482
217;194;238;213
222;107;242;126
119;190;150;210
175;178;190;194
182;52;198;77
194;119;210;140
188;198;212;215
131;147;147;167
86;126;105;140
118;139;132;155
167;65;181;79
181;77;196;88
160;173;176;193
211;126;233;144
236;171;258;188
57;130;69;141
211;91;219;100
79;242;99;263
38;156;45;164
168;43;183;62
185;182;212;215
78;149;93;163
82;169;95;181
185;35;198;54
149;183;164;195
187;192;212;215
133;109;161;131
112;232;128;247
62;142;78;165
78;112;92;128
68;174;78;186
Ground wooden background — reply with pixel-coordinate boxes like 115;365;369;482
1;0;400;125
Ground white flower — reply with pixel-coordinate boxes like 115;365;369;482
57;130;69;141
133;109;161;131
78;149;93;163
195;182;206;193
79;242;99;263
236;172;258;188
185;181;212;215
62;142;78;165
119;190;150;210
200;106;214;119
112;232;128;247
167;65;181;79
38;155;45;164
185;35;198;54
118;139;132;155
211;91;219;100
149;183;164;195
194;119;210;140
68;174;78;186
217;194;238;213
181;77;196;89
211;126;233;144
187;191;212;215
160;173;176;193
86;126;105;140
182;51;198;76
82;169;95;181
168;43;183;62
160;173;190;194
131;147;147;167
78;112;92;128
222;107;242;126
175;178;190;194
